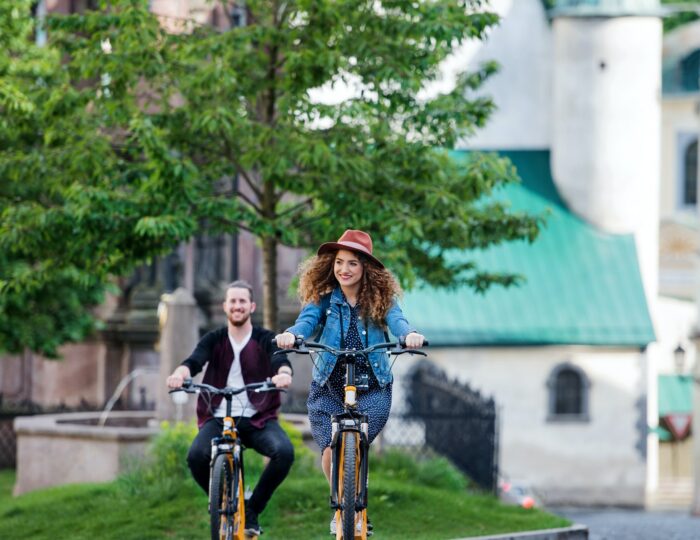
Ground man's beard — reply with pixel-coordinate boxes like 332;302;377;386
229;312;250;327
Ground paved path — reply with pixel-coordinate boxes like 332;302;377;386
550;507;700;540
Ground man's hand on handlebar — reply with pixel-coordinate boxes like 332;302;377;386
404;332;426;349
274;331;296;349
166;365;191;389
271;368;293;389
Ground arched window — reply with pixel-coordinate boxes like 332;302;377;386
680;49;700;92
547;363;590;422
684;139;698;206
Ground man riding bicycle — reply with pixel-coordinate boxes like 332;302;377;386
167;280;294;537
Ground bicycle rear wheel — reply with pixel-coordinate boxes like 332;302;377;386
339;431;358;539
210;453;243;540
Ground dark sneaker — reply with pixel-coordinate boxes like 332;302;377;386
244;507;262;536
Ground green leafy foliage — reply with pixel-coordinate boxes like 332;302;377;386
372;448;469;491
1;0;545;354
117;418;317;499
662;0;700;32
117;420;198;497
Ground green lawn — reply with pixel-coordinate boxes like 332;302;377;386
0;469;568;539
0;422;569;539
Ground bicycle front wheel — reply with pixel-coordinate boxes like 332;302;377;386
210;453;243;540
339;431;358;539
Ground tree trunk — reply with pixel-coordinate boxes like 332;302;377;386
260;163;278;330
261;234;278;331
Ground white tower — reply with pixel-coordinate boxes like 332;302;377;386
551;0;662;302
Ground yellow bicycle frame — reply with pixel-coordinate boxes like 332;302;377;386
216;415;249;540
332;383;368;539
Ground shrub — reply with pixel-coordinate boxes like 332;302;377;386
372;449;469;492
117;420;198;498
238;418;318;490
116;418;316;498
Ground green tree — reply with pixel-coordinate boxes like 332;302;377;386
662;1;700;33
1;0;543;356
0;1;109;356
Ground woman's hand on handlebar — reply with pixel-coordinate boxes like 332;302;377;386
274;331;297;349
404;332;426;349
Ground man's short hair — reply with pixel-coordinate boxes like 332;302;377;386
226;280;254;301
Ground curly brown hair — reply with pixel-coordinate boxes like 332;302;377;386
297;251;402;325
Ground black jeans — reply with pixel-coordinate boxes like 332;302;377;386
187;417;294;514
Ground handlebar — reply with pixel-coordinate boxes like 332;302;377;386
168;378;286;395
272;336;429;359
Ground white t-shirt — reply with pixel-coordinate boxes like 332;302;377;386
214;330;257;418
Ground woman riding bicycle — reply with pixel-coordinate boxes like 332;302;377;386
275;229;424;534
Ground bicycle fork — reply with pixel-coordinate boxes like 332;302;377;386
209;434;243;522
330;413;370;513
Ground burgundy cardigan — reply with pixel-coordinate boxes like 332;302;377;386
181;326;292;428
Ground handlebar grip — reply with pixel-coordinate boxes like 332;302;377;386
168;377;194;394
271;334;305;347
399;336;429;348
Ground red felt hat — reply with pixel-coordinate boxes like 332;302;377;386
317;229;384;268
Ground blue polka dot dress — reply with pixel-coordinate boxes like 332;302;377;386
307;301;393;450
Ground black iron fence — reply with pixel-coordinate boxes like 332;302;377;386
0;400;98;469
403;360;499;493
281;360;499;493
0;416;16;469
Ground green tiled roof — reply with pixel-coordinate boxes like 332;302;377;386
658;374;693;416
549;0;660;16
402;150;656;347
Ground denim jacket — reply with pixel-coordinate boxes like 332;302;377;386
285;287;415;388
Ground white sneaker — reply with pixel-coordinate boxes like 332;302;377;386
330;514;370;536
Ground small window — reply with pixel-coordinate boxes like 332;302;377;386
684;139;698;206
680;49;700;92
547;363;590;422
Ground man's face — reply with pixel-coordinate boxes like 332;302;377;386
223;287;255;327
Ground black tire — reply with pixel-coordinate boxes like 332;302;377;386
210;453;233;540
340;432;357;539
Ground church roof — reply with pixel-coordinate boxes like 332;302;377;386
401;150;656;347
548;0;660;17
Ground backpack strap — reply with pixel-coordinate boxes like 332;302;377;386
312;294;332;341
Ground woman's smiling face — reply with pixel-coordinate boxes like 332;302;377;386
334;249;364;289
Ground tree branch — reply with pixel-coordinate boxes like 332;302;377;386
223;139;262;200
288;211;328;230
277;197;313;218
234;190;263;215
213;216;254;234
